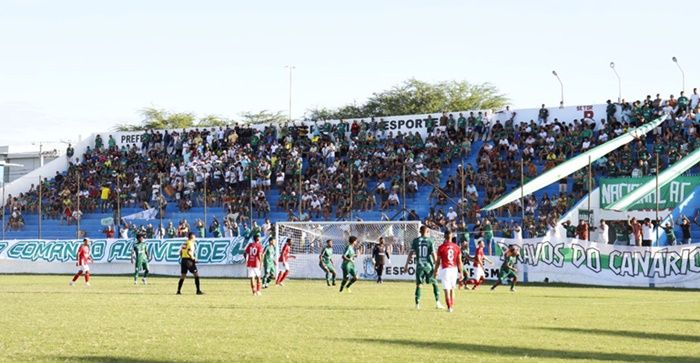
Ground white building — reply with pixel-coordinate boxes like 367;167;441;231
0;144;63;183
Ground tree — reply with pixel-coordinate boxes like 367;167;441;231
114;108;233;131
305;78;508;120
239;110;287;125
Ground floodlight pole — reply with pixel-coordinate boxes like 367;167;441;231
552;70;564;107
286;65;295;122
610;62;622;103
672;57;685;92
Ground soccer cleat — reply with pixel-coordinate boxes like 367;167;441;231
448;308;454;313
142;278;147;285
69;281;75;287
436;301;445;309
196;291;205;295
415;303;421;310
510;288;516;293
133;280;138;285
85;282;90;287
176;291;181;295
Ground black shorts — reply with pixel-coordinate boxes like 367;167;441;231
181;258;198;274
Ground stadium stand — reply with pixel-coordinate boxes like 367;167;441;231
3;90;700;249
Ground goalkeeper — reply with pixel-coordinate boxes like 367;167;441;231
319;239;336;286
262;238;277;289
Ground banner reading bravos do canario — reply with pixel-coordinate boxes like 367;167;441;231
497;237;700;288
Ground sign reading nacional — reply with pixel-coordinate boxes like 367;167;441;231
600;176;700;210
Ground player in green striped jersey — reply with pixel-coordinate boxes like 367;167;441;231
404;226;443;309
491;245;519;292
339;236;359;293
262;238;277;289
131;234;150;285
319;239;336;286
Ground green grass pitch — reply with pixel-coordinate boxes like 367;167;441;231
0;275;698;362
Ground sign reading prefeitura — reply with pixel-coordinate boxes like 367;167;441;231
600;176;700;210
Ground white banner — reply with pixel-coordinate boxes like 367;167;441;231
2;237;698;288
495;237;700;288
287;254;504;282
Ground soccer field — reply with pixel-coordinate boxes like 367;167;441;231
0;276;698;363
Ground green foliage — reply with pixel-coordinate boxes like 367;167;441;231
114;108;287;131
307;79;508;120
240;110;288;125
1;276;697;362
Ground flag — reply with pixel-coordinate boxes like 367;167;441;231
123;208;158;221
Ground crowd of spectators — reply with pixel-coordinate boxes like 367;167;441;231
4;88;700;245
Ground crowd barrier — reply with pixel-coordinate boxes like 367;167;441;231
1;237;698;288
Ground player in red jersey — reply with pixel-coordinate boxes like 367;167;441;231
70;239;93;286
275;238;296;286
436;231;463;312
465;239;492;290
244;235;264;295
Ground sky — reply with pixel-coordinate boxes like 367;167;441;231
1;0;699;146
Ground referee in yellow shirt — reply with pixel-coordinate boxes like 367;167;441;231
177;232;204;295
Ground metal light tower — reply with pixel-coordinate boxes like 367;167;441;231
610;62;622;102
672;56;685;92
285;65;296;122
552;70;564;107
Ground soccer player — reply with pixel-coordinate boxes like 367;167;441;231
244;235;264;295
261;238;277;289
491;245;519;292
275;238;296;286
465;239;492;290
177;232;204;295
404;226;443;309
319;239;336;286
437;231;463;312
131;234;150;285
372;237;390;284
70;238;93;286
339;236;358;293
458;239;472;289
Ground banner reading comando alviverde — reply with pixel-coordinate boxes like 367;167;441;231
0;237;270;265
600;176;700;210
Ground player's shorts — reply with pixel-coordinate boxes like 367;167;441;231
247;267;261;278
278;261;290;272
136;260;149;272
319;261;335;272
341;262;356;278
439;267;458;290
263;263;276;276
180;258;197;274
415;264;435;284
78;264;90;272
499;268;516;281
474;266;486;280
